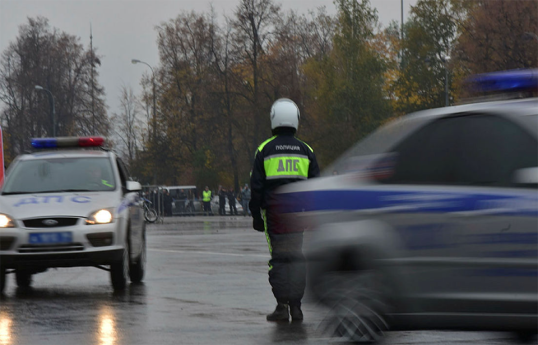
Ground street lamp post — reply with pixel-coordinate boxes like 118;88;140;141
400;0;403;40
132;59;157;185
445;66;449;106
441;55;450;107
35;85;56;136
131;59;156;141
399;0;405;66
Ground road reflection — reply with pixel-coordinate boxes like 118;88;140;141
271;322;308;343
0;282;148;344
0;312;13;345
98;306;117;345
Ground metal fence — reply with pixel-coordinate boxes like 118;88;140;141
140;185;239;219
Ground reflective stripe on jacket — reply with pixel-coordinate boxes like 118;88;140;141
249;132;319;218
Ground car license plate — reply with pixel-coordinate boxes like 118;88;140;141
29;232;72;244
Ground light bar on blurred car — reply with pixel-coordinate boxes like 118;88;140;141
467;69;538;93
31;137;105;149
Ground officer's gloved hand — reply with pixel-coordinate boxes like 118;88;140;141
253;216;264;232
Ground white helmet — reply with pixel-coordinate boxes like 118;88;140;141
270;98;300;130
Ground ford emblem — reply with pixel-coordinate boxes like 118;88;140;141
42;219;58;226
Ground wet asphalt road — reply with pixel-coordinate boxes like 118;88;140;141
0;217;526;345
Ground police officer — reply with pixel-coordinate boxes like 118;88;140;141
178;189;187;215
163;189;173;216
86;165;113;189
228;188;238;215
250;98;319;322
202;186;212;216
218;185;227;215
241;184;251;216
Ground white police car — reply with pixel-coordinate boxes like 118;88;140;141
278;70;538;342
0;137;146;292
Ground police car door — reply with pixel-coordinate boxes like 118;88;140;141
377;116;462;313
446;113;538;315
116;159;143;252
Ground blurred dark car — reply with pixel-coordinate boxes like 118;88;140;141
278;70;538;343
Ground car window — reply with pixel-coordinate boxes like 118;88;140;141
382;117;459;185
116;159;129;188
2;157;116;194
325;116;423;176
454;114;538;187
379;113;538;188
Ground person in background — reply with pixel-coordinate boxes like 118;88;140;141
85;165;113;189
202;186;213;216
187;190;195;215
218;185;227;216
227;188;238;215
151;190;158;212
163;189;173;216
178;189;186;215
241;184;251;217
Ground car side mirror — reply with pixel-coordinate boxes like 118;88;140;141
513;167;538;185
126;181;142;192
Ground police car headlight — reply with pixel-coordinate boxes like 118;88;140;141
86;209;113;225
0;214;15;228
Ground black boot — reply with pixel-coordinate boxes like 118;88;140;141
290;305;303;322
266;303;289;322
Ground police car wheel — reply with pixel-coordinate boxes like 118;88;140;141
15;269;33;288
315;268;390;343
110;240;129;291
129;229;146;283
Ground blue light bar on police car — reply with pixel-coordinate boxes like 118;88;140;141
467;69;538;93
31;137;105;149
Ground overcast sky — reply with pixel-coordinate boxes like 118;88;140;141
0;0;418;117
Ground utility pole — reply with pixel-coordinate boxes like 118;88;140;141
401;0;404;39
132;59;158;184
441;55;450;107
400;0;404;64
90;23;95;134
445;64;449;106
132;59;157;143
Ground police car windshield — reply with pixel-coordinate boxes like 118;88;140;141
324;116;422;176
2;157;116;194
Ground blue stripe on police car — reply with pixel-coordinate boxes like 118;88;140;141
278;189;538;217
13;195;91;207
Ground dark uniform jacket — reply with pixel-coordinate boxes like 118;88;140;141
227;190;236;205
249;131;320;219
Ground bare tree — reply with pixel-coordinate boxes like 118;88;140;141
112;85;142;165
0;17;109;162
208;13;244;191
232;0;281;157
455;0;538;74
